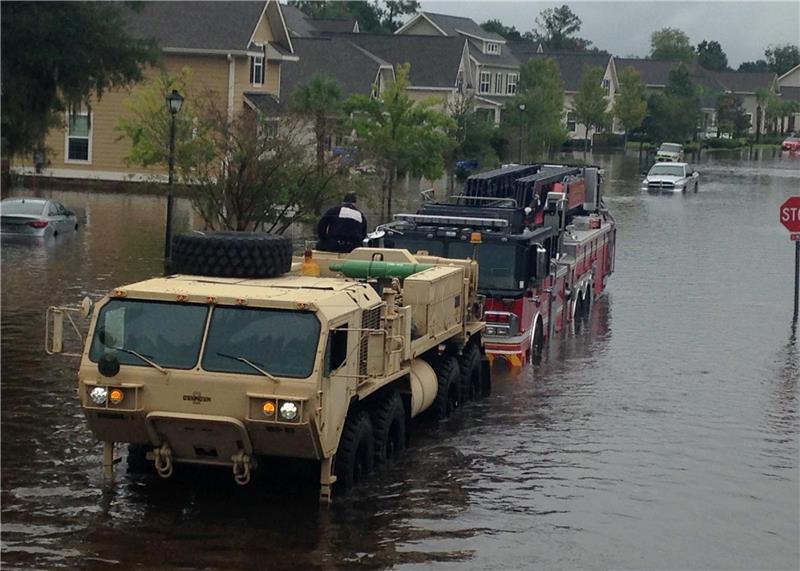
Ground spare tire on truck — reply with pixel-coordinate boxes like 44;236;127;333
170;232;292;278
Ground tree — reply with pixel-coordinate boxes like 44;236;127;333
650;28;695;63
115;69;215;178
504;58;567;160
613;67;648;148
696;40;729;71
444;93;500;191
533;5;592;51
345;64;455;220
289;75;344;176
765;44;800;76
645;63;701;142
716;93;750;138
1;2;158;159
739;60;769;72
480;19;524;42
571;65;610;157
381;0;419;32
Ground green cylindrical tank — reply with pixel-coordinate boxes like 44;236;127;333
329;260;433;279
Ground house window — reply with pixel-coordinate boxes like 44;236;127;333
566;111;577;132
603;79;610;97
250;56;264;86
506;73;518;95
66;111;91;162
479;72;491;94
495;73;504;94
484;41;500;54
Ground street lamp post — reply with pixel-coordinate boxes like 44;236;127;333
518;104;526;164
164;89;184;264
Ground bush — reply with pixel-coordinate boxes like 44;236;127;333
592;133;626;148
704;137;747;149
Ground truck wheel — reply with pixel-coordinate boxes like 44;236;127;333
126;443;152;474
335;411;375;491
530;320;544;365
170;232;292;278
430;356;461;420
372;391;406;465
458;343;482;401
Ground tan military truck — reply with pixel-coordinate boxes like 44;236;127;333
46;233;488;502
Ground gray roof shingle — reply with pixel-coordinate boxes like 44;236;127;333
509;48;610;92
124;1;266;52
282;4;317;38
780;85;800;102
468;39;519;69
343;34;466;88
710;70;776;93
420;12;505;42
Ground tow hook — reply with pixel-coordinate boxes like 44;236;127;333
232;450;252;486
153;444;174;478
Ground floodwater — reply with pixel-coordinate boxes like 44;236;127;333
2;150;798;570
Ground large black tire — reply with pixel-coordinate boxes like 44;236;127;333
371;391;406;465
170;232;292;278
126;443;152;474
458;343;482;402
334;411;374;491
429;356;461;420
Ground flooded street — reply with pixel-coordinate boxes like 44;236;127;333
2;150;798;570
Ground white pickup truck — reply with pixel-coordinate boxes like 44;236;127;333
641;162;699;193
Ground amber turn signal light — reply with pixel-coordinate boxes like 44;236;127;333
262;400;276;416
109;388;124;405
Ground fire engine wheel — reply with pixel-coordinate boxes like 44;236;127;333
430;356;461;420
170;232;292;278
458;343;482;401
371;391;406;465
126;443;153;474
530;320;545;364
335;411;375;491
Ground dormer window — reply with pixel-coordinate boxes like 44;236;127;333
484;41;500;55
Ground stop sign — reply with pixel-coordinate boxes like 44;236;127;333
780;196;800;233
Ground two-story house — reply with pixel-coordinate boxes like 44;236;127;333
395;12;519;123
778;64;800;132
14;0;296;182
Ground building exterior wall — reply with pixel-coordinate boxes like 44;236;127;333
252;12;275;43
401;18;443;36
780;66;800;88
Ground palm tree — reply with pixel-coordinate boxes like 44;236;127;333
289;75;344;173
755;89;770;144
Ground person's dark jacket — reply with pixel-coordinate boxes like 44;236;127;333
316;202;368;253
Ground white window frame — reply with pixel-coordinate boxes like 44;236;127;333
250;56;264;86
479;71;491;94
494;72;504;94
506;73;518;95
484;41;500;55
603;79;610;97
566;111;577;132
64;111;92;164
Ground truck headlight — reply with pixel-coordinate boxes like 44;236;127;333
90;386;108;405
279;401;298;421
486;326;496;336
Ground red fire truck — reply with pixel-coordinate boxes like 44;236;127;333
367;164;616;367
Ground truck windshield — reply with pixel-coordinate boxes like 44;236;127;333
89;299;208;369
202;307;321;378
649;164;685;177
449;242;520;290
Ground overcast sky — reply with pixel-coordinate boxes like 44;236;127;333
417;1;800;67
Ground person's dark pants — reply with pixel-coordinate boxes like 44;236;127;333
316;238;361;253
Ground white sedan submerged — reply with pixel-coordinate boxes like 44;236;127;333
641;162;699;193
0;198;79;237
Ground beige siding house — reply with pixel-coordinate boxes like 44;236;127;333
777;64;800;132
14;0;296;182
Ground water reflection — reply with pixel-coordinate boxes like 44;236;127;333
2;150;799;570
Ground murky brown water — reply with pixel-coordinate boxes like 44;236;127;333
2;150;798;570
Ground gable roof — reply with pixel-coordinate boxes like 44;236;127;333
125;1;268;53
344;34;467;88
281;5;358;37
278;37;385;107
397;11;505;42
613;58;683;87
511;49;610;92
311;18;358;34
468;38;519;69
281;4;318;37
710;70;776;94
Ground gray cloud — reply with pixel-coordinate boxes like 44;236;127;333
418;1;800;67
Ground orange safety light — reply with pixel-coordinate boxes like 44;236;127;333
262;400;276;416
109;389;124;405
469;232;482;244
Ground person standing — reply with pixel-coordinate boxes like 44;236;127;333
316;193;367;253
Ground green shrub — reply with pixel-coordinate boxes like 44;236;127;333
704;137;747;149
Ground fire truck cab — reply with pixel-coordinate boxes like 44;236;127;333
367;164;616;367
